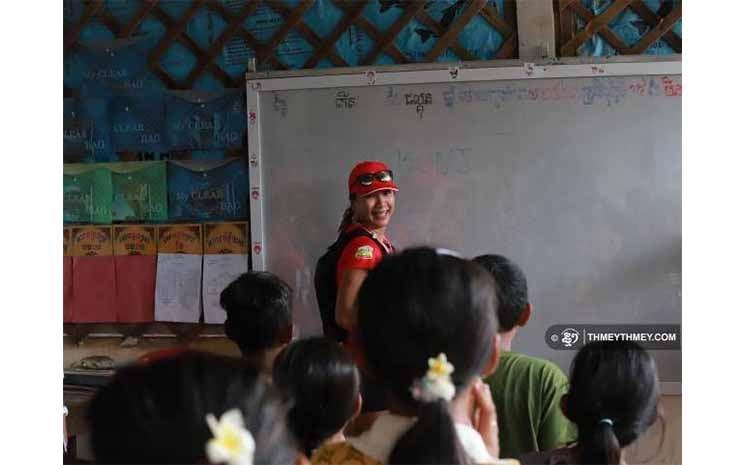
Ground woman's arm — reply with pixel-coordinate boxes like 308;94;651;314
335;268;368;332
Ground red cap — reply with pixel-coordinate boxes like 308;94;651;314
348;161;399;197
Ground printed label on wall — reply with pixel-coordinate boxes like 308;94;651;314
70;226;114;257
113;225;157;256
157;224;203;254
204;222;249;254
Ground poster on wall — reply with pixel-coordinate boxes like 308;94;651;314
114;225;157;322
64;97;112;163
77;34;159;95
64;164;113;224
64;227;74;323
167;158;249;221
202;222;249;324
165;89;246;150
109;161;168;222
154;224;203;323
70;225;117;323
109;93;168;153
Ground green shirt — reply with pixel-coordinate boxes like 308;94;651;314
486;351;577;459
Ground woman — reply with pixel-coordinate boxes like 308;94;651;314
335;160;397;334
314;160;398;412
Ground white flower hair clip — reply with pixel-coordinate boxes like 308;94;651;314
205;409;255;465
410;353;456;402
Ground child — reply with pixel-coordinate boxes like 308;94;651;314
521;341;662;465
221;271;294;376
273;337;376;465
88;350;299;465
348;247;518;464
473;254;576;458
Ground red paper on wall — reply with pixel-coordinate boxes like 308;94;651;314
70;226;117;323
113;225;157;322
63;228;74;323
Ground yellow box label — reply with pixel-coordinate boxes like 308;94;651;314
204;222;249;254
157;224;203;254
113;225;157;256
70;226;113;257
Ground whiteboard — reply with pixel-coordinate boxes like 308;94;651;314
247;61;681;384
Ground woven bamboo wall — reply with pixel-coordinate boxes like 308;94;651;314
64;0;519;93
556;0;682;57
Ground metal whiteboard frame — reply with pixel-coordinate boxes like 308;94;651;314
245;57;682;395
245;57;681;271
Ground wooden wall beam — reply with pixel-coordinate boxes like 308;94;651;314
481;2;518;59
185;0;261;87
332;0;409;64
64;0;105;52
516;0;555;59
628;0;682;52
362;1;426;65
270;0;350;68
118;0;160;38
415;11;477;61
303;1;365;68
565;1;632;55
262;0;317;64
425;0;488;62
628;3;682;54
560;0;632;57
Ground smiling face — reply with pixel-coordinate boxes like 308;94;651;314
353;189;396;231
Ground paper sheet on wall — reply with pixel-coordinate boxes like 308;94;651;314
202;222;249;324
114;225;157;322
154;224;203;322
154;253;203;322
70;226;117;322
202;254;248;324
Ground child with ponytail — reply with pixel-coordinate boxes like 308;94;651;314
349;247;520;464
521;341;662;465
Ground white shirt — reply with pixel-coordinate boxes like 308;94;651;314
348;411;502;464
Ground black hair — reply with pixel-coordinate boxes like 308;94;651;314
220;271;293;355
88;351;297;464
565;341;661;465
473;254;528;332
272;337;361;457
358;247;498;465
389;399;469;465
337;194;356;233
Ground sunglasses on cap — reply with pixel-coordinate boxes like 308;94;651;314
356;170;393;186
